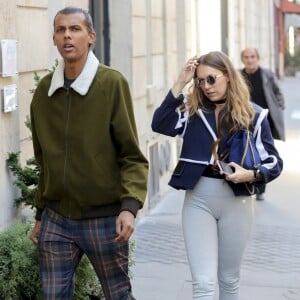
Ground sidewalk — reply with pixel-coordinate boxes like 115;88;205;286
132;189;190;299
131;77;300;300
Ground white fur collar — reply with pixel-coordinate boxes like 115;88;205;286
48;51;99;97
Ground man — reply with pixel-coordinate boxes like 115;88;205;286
29;6;148;299
241;47;285;201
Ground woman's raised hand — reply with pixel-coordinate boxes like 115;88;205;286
172;56;199;97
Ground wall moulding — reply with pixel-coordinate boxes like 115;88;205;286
16;0;48;8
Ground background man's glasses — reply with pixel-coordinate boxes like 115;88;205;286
195;73;224;87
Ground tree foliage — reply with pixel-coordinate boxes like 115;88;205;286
6;151;39;208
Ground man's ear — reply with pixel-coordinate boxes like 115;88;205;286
89;32;96;44
53;35;56;46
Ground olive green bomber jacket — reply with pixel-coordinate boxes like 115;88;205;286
31;52;148;220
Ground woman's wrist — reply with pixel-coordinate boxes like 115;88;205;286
171;81;186;98
253;169;258;181
250;169;262;182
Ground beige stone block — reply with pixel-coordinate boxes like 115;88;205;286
0;3;17;37
151;1;163;18
16;0;47;8
132;0;146;16
152;55;164;91
133;97;148;138
132;17;147;57
166;20;177;52
65;0;89;9
17;71;47;142
20;137;34;163
17;7;49;72
166;53;178;86
165;0;176;19
152;19;164;54
132;57;147;99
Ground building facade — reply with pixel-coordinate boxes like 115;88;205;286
0;0;280;230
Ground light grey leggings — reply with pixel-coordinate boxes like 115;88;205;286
182;177;254;300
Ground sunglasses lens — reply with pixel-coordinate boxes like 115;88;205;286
196;74;219;87
206;75;216;85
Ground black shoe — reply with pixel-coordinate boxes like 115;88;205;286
256;193;265;201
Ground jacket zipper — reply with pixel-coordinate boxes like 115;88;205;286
63;88;71;217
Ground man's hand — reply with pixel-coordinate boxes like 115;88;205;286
115;211;135;242
30;221;41;246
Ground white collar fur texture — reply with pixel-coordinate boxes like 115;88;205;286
48;51;99;97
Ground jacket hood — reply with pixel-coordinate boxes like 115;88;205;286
48;51;99;97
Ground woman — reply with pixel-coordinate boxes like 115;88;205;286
151;51;283;299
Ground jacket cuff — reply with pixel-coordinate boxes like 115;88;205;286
168;90;185;104
35;207;44;221
120;198;142;218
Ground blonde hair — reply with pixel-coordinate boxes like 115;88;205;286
187;51;254;131
186;51;255;158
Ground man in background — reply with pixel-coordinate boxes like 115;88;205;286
241;47;285;200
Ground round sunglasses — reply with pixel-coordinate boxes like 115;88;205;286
195;73;224;87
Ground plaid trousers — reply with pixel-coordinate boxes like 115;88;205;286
38;208;133;300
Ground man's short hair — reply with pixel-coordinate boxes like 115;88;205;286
241;48;260;60
54;6;95;34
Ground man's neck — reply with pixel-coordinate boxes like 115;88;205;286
64;53;89;80
245;66;259;75
64;63;83;80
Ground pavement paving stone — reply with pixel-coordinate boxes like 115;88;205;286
133;221;187;264
243;224;300;275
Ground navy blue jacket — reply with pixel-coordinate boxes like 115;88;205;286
151;90;283;195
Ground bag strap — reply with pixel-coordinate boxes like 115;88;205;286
240;130;250;165
244;182;255;195
241;130;259;168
